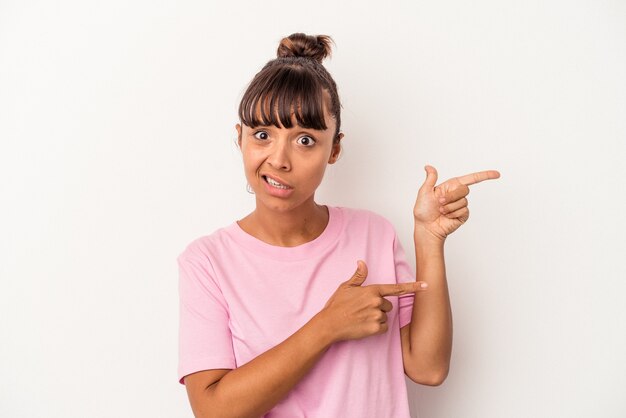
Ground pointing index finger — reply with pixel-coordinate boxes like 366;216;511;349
456;170;501;186
372;282;423;296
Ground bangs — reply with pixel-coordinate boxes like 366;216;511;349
239;66;329;131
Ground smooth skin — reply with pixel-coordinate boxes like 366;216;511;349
184;99;500;417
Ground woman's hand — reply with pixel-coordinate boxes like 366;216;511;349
320;261;428;343
413;165;500;242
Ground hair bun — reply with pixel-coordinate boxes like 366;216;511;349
277;33;333;64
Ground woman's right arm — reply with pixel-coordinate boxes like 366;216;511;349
184;310;334;418
184;261;425;418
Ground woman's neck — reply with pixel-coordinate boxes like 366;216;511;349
238;200;329;247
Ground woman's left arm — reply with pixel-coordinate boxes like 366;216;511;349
400;165;500;386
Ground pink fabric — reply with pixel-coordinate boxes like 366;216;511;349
177;206;416;417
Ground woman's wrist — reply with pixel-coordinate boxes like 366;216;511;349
309;310;339;348
413;224;446;249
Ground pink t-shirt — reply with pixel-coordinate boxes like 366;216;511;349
177;206;416;417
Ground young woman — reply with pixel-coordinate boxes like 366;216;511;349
177;33;500;418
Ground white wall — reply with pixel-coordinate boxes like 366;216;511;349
1;1;625;417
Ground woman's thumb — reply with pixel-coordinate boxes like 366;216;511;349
419;165;438;193
345;260;368;286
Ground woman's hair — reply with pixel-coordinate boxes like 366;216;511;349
238;33;342;142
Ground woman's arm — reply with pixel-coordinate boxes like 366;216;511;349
401;165;499;385
185;311;334;418
400;230;452;386
185;261;423;418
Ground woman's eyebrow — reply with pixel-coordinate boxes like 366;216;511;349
248;124;274;130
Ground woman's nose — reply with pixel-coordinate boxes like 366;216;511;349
267;141;291;171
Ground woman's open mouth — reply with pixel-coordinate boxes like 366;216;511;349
263;175;292;190
261;175;294;197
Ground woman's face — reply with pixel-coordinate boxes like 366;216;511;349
236;101;342;214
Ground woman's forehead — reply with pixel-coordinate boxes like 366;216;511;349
243;114;336;134
245;93;335;132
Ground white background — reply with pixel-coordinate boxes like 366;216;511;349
1;1;625;417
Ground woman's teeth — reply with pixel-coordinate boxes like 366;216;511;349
265;176;289;189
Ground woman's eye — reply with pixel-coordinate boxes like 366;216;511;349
297;136;316;147
254;131;269;140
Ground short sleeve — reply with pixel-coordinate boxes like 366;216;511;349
393;233;415;328
177;250;236;385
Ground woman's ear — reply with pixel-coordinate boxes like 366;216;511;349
235;124;242;149
328;133;344;164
